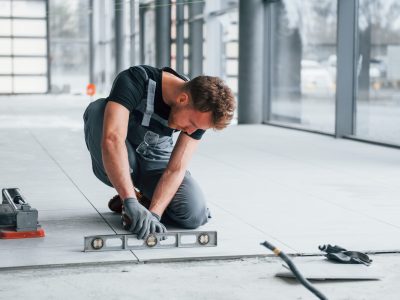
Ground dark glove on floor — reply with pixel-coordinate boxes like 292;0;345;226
319;244;372;266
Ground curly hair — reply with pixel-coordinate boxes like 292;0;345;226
182;76;236;130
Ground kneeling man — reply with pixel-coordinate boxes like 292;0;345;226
83;65;236;239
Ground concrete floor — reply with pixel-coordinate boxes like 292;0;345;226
1;95;400;299
1;255;399;300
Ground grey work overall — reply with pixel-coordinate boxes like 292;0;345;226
83;67;210;229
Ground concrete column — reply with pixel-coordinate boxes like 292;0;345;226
188;1;204;78
204;0;223;77
262;1;272;122
89;0;94;84
139;6;145;64
129;0;139;66
156;0;171;68
335;0;357;137
46;0;51;92
176;1;185;74
238;0;264;124
115;0;125;74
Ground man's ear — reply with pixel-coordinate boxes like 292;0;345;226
177;92;190;106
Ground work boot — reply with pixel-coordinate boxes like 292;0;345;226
135;190;151;209
108;190;151;214
108;194;123;213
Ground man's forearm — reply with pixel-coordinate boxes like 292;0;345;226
149;168;186;216
102;139;136;200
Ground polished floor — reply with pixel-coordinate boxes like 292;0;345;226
1;95;399;269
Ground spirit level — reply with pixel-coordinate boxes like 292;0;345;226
84;231;217;252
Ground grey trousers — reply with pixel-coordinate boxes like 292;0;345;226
83;99;210;229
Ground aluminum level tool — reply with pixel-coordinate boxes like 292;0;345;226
0;188;45;239
84;231;217;252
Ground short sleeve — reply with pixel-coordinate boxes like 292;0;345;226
106;67;146;111
184;129;206;140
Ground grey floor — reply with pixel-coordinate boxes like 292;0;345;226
1;95;400;299
1;255;399;300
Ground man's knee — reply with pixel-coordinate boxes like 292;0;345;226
84;98;106;121
92;161;113;187
172;201;208;229
83;99;112;187
84;99;106;143
165;174;209;229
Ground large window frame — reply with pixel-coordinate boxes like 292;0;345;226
262;0;400;148
0;0;49;94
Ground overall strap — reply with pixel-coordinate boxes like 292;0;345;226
136;65;148;81
142;79;156;127
135;65;157;127
181;74;190;81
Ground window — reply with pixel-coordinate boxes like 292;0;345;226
49;0;90;94
0;0;48;94
355;0;400;145
269;1;337;133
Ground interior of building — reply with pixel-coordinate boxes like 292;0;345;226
1;1;399;299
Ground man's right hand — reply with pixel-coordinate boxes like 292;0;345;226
122;198;167;239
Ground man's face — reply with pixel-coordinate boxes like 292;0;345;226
169;103;213;135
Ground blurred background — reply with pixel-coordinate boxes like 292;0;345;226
0;0;399;146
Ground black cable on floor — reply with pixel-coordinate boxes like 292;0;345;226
261;240;328;300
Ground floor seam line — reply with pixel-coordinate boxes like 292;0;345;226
130;250;141;262
29;130;118;235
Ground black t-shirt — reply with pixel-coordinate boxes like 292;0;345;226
106;65;205;140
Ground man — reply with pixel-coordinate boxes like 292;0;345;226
83;65;235;239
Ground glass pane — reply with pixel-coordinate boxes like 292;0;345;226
226;59;237;76
226;77;238;94
184;58;188;75
225;23;238;42
270;1;337;133
226;42;238;57
0;76;12;93
171;43;176;69
184;22;188;39
143;10;155;66
50;42;88;94
12;1;46;18
14;76;47;93
13;20;46;37
356;0;400;145
0;1;11;17
13;38;46;55
0;19;11;35
49;0;90;39
171;19;176;39
0;38;12;55
13;57;47;74
0;58;12;74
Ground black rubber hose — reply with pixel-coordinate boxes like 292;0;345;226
261;241;328;300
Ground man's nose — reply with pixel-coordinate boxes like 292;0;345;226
186;127;196;135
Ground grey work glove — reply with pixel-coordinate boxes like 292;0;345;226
122;198;167;239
